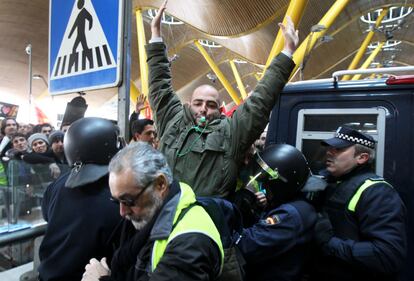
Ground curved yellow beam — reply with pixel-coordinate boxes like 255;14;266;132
351;42;384;80
229;60;247;100
342;7;389;80
135;9;149;97
194;40;241;105
291;0;350;78
312;40;414;79
264;0;308;73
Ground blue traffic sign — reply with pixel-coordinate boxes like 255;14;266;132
49;0;123;94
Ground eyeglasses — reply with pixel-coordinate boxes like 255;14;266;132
110;182;152;207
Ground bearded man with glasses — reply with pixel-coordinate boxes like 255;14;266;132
82;142;223;281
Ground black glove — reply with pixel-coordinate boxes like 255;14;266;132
314;213;334;247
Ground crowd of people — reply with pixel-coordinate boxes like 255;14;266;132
0;118;70;221
0;1;408;281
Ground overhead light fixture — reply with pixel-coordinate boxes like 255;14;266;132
234;59;247;64
310;24;326;32
169;54;179;62
33;74;48;87
206;73;217;83
198;39;222;48
360;6;413;25
25;44;32;55
368;40;401;50
319;35;333;43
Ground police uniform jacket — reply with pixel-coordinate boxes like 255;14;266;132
313;166;407;281
38;173;122;281
238;199;317;281
146;42;295;198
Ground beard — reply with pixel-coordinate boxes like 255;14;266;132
127;191;164;230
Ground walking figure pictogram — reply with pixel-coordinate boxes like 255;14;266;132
68;0;93;72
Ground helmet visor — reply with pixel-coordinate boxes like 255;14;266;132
245;153;288;192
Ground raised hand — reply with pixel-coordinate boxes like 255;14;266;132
278;16;299;55
135;94;148;113
151;0;168;39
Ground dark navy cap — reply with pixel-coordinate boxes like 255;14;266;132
322;126;376;149
49;130;64;143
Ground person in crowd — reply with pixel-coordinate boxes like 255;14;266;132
28;133;49;154
129;94;147;138
22;133;60;180
60;122;71;133
147;1;299;197
39;123;53;137
81;142;223;281
38;117;123;281
254;130;267;152
1;133;33;219
17;122;34;137
235;144;317;281
310;126;407;281
6;133;29;158
49;130;67;164
131;119;157;147
0;117;19;158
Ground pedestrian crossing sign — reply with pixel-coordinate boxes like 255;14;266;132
49;0;123;94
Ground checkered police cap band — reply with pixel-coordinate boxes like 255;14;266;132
335;131;375;149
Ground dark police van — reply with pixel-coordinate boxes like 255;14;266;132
267;71;414;281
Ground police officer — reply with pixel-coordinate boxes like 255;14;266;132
38;117;123;281
311;126;407;281
237;144;317;281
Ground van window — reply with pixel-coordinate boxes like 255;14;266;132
296;108;386;176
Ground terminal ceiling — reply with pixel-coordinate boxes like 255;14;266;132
0;0;413;120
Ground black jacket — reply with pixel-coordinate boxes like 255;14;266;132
38;173;122;281
239;200;317;281
311;166;407;281
104;181;221;281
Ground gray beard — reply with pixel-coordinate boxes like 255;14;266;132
129;191;164;230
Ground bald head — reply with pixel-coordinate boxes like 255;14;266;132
189;84;221;126
192;85;220;103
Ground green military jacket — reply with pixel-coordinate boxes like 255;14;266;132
146;42;295;198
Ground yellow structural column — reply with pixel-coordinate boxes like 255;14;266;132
194;40;241;105
291;0;350;78
130;81;141;103
263;0;308;75
343;7;389;80
136;8;149;97
229;60;247;100
351;42;385;80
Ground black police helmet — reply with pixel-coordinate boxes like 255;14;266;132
255;144;310;196
64;117;120;167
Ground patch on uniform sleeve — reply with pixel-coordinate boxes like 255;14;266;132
265;214;281;225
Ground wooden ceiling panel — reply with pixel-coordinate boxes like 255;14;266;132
135;0;288;36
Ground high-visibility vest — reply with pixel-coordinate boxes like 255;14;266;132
151;182;224;272
0;163;8;186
